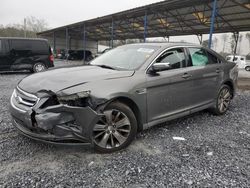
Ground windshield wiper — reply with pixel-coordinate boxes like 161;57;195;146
95;64;116;70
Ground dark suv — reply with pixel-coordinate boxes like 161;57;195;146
66;50;93;61
0;37;54;73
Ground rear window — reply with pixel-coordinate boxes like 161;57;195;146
207;51;219;64
30;40;48;51
189;48;208;66
0;40;2;52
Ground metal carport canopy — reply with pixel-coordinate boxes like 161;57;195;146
37;0;250;41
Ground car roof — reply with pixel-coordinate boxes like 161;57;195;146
0;37;47;41
126;42;201;48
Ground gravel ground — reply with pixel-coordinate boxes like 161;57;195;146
0;62;250;187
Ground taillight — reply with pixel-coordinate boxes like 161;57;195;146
49;54;54;62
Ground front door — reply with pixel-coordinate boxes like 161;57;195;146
146;47;197;123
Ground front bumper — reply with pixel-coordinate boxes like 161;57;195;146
10;90;102;146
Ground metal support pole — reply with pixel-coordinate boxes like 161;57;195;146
144;11;148;42
233;32;239;57
65;28;69;54
166;36;170;42
208;0;217;49
83;23;86;63
197;34;203;45
69;37;71;50
111;17;114;48
53;32;56;54
96;40;99;55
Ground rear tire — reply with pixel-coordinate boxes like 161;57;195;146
210;85;232;115
245;66;250;71
32;62;47;73
93;102;137;153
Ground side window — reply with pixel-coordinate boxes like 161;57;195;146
246;55;250;60
31;41;47;52
189;48;208;66
11;40;31;50
207;51;219;64
155;48;186;70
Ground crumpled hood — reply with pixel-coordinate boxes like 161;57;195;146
18;65;134;94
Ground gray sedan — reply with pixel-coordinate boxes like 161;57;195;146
10;43;238;152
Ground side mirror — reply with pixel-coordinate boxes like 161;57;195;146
150;62;171;73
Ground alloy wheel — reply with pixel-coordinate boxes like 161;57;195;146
34;63;46;72
218;88;231;113
93;109;131;149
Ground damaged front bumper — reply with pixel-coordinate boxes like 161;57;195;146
10;88;102;146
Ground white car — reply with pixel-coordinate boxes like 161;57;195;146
226;55;250;71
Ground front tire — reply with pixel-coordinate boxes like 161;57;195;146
210;85;232;115
245;66;250;71
32;62;47;73
93;102;137;153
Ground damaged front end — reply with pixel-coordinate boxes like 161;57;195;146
10;86;107;145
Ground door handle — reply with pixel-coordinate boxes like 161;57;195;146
182;73;192;79
216;68;221;73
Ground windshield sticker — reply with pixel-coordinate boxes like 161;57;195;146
137;48;155;53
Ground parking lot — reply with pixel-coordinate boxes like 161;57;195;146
0;61;250;187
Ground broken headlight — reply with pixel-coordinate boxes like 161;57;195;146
57;91;91;107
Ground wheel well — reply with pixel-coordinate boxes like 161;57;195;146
223;80;234;98
112;97;143;131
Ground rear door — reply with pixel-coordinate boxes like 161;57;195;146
186;47;222;105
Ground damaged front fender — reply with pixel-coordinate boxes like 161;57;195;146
34;104;102;142
10;86;111;145
11;91;104;144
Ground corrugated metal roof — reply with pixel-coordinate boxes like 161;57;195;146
37;0;250;40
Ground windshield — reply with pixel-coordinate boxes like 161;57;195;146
91;45;159;70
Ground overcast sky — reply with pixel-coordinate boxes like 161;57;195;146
1;0;249;55
0;0;160;28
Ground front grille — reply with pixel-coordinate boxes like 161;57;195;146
14;87;38;108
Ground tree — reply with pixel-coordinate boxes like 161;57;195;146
229;34;236;54
213;37;218;51
237;34;243;54
25;16;48;33
202;38;217;50
222;34;228;53
0;16;48;38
